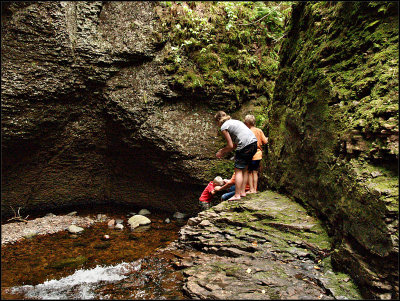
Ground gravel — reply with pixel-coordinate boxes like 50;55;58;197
1;215;97;245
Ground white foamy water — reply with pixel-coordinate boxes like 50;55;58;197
8;261;142;300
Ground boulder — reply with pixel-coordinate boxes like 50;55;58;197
68;225;84;234
138;209;151;216
128;215;151;230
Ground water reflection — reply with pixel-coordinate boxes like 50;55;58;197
1;206;187;299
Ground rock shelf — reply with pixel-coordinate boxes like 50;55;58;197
171;190;362;299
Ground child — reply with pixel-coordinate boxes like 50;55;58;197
214;111;258;201
214;171;251;201
199;176;225;210
244;114;268;193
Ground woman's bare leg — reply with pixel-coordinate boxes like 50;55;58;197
254;170;258;192
229;168;243;200
248;171;255;192
241;167;249;196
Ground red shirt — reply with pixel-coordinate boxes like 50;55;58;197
199;181;215;203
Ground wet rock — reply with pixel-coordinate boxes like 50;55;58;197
173;212;187;219
187;217;201;226
132;225;151;233
68;225;84;234
108;219;115;228
370;171;382;178
23;231;38;239
115;219;124;225
138;209;151;216
173;191;362;300
97;214;107;222
115;223;124;230
128;215;151;230
199;220;211;227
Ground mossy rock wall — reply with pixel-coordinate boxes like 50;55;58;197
266;2;398;298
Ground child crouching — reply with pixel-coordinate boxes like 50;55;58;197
199;176;225;210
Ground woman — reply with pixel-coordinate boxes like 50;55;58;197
214;111;257;200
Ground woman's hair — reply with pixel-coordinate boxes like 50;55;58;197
214;111;231;126
244;114;256;126
213;176;224;186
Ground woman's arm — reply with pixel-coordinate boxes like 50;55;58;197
216;130;234;158
214;180;233;192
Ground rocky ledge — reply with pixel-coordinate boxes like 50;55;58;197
168;190;362;299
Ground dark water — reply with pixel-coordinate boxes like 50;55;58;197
1;205;187;299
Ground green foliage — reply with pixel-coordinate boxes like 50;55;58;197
156;1;292;108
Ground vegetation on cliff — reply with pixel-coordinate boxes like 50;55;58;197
155;1;291;113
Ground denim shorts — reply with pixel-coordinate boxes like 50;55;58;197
235;141;257;169
248;159;261;171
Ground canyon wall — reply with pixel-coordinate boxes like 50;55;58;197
1;1;224;217
265;2;398;298
1;2;398;298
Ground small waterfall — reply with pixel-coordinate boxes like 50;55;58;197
8;261;142;300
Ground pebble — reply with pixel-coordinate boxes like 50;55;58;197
173;212;186;219
68;225;84;234
115;219;124;225
138;209;151;216
115;224;124;230
108;219;115;228
164;218;171;224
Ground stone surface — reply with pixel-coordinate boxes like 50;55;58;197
68;225;84;234
107;219;115;228
1;1;225;219
138;209;151;216
115;223;124;230
128;215;151;230
171;191;362;300
173;212;187;219
265;2;399;299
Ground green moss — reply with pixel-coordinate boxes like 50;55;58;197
203;159;234;180
156;2;289;109
320;257;362;299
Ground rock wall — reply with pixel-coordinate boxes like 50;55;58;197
1;1;226;217
265;2;398;299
